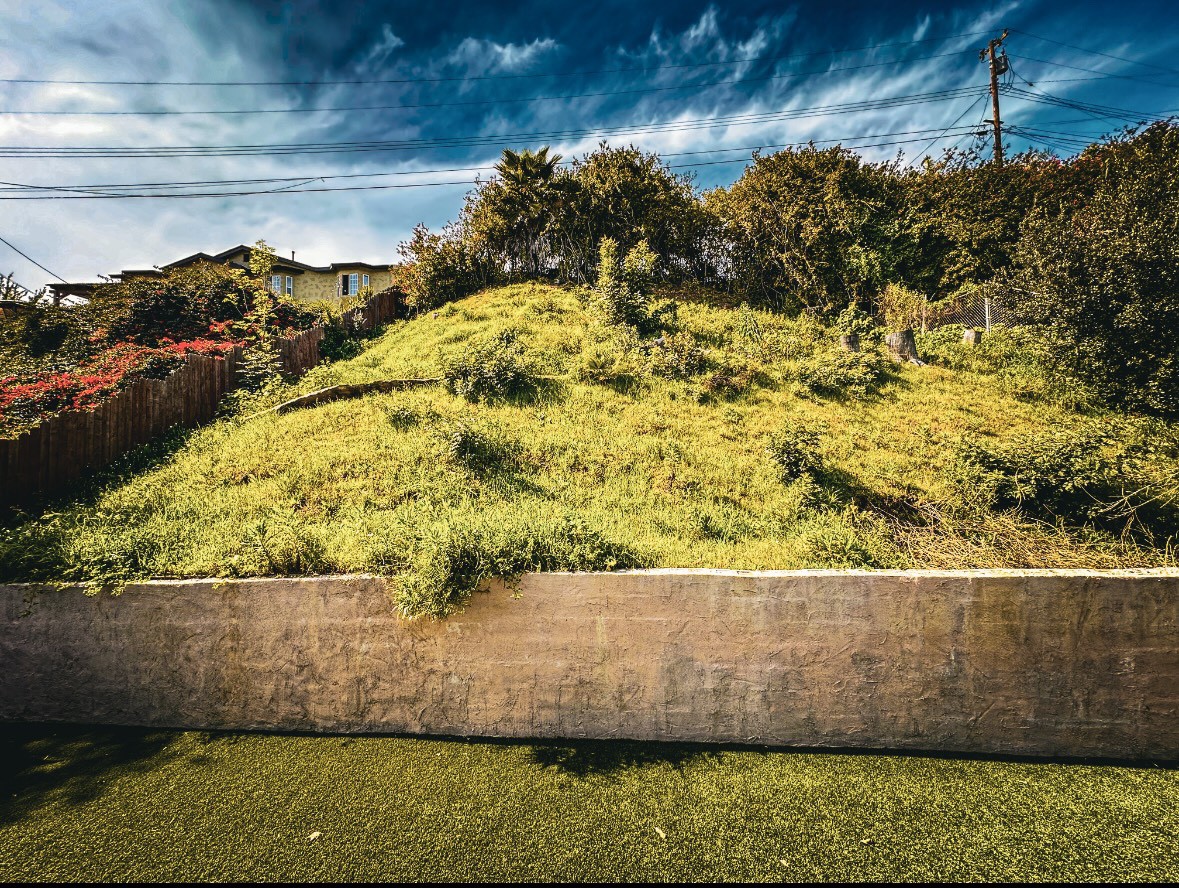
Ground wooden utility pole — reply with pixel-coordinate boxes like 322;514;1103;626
980;30;1009;165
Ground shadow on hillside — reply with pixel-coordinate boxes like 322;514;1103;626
1;423;201;526
0;722;177;825
528;739;720;778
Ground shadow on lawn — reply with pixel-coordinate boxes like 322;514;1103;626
528;739;720;778
0;723;176;825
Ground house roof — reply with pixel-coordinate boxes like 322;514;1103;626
50;245;392;293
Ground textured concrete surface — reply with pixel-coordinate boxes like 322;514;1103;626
1;570;1177;758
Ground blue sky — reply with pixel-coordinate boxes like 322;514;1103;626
1;0;1177;288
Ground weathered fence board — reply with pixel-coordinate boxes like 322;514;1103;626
0;290;401;506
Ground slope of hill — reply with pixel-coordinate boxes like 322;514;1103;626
2;283;1175;616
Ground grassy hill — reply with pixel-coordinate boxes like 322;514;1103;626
2;283;1175;616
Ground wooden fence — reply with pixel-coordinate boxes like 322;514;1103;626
0;288;402;507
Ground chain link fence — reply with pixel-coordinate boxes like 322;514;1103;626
927;287;1034;331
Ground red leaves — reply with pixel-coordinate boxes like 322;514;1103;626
0;338;241;428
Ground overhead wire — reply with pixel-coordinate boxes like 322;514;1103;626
0;51;975;117
0;234;67;281
0;130;989;200
0;124;991;196
0;86;986;158
1008;53;1179;87
905;93;989;167
1008;28;1179;77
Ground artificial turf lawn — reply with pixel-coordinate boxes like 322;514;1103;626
0;724;1174;882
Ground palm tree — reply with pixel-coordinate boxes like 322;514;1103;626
493;147;564;276
494;146;562;188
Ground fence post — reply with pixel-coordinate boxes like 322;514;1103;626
984;295;991;332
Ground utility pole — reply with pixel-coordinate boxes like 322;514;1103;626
980;30;1009;165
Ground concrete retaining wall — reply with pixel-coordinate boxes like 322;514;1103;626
1;570;1177;758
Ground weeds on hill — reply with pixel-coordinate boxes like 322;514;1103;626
797;349;890;399
948;421;1179;545
443;328;536;402
395;507;646;618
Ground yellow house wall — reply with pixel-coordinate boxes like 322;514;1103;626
291;268;394;303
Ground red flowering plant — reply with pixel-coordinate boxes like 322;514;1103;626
0;338;242;436
0;248;332;433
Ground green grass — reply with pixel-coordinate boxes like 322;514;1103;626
2;283;1175;614
0;724;1174;882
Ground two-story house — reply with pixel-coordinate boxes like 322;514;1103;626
48;245;394;303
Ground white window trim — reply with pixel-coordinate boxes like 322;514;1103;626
349;272;359;295
285;275;293;297
362;273;370;290
270;274;283;294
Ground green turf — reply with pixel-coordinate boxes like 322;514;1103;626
0;725;1174;882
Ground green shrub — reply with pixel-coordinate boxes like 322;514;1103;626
396;510;646;618
949;423;1179;541
647;332;707;379
877;283;927;332
832;305;881;344
795;512;893;568
591;238;676;336
443;329;536;402
701;361;759;400
797;349;889;399
385;405;419;430
766;425;824;482
577;336;643;387
312;301;369;362
395;222;489;314
1011;122;1179;418
439;420;518;474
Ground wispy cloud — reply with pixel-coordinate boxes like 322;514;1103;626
358;24;406;74
444;36;562;74
0;0;1174;288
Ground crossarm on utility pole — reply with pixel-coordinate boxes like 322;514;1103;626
980;29;1009;165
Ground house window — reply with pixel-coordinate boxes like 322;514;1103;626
270;275;282;294
362;273;370;290
349;273;359;296
285;276;293;297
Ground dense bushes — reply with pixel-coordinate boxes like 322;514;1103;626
1011;122;1179;417
0;246;388;433
950;422;1179;542
705;146;902;313
797;349;890;399
0;339;240;434
396;122;1179;418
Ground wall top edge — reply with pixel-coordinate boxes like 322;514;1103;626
2;566;1179;592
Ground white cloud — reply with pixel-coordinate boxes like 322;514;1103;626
358;24;405;74
444;36;561;74
913;15;932;42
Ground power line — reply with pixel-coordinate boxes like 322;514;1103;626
0;51;972;117
1009;28;1179;78
1010;53;1179;87
1003;83;1177;124
0;124;990;195
0;86;985;158
0;234;67;282
906;94;989;167
0;29;996;87
0;130;990;200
